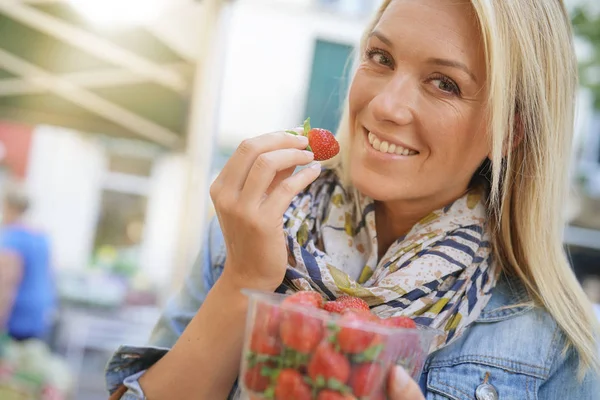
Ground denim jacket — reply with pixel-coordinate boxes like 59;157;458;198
106;218;600;399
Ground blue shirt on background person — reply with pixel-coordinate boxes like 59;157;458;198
0;183;55;341
1;224;55;340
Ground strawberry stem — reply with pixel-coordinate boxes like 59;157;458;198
285;128;313;152
303;117;311;136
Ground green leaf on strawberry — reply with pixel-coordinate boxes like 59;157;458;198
303;376;314;386
302;118;314;152
281;347;311;369
284;127;314;152
351;343;385;363
327;378;353;394
247;351;281;368
327;321;341;334
326;336;342;353
325;322;343;352
263;386;275;399
315;375;327;389
303;118;311;135
260;366;281;379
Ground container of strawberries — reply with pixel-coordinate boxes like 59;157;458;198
240;290;440;400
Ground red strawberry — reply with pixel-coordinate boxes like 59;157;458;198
337;296;370;308
349;363;385;397
324;296;370;314
280;309;323;353
308;127;339;161
274;369;312;400
323;301;347;314
286;118;340;161
250;329;281;356
379;316;416;329
250;303;282;356
308;342;351;384
316;390;355;400
337;311;378;354
254;303;282;336
379;316;420;362
283;291;324;309
303;118;340;161
244;363;272;392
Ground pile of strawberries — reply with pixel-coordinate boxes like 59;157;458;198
243;291;420;400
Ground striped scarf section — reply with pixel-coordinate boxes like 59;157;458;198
281;170;498;350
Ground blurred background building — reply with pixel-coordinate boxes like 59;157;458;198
0;0;597;398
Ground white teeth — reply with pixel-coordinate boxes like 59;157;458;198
372;138;381;151
367;131;417;156
380;141;389;153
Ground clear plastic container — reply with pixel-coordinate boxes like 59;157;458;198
240;290;440;400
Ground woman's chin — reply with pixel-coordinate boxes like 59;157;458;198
350;169;409;202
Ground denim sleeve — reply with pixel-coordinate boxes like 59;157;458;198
105;217;226;397
537;344;600;399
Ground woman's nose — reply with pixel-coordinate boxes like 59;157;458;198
370;74;416;127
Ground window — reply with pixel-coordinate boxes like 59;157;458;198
304;40;354;133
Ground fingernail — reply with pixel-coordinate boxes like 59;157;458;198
308;161;322;170
297;135;309;144
393;366;411;389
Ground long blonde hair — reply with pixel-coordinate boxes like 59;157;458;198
326;0;600;373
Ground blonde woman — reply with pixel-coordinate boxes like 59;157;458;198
107;1;600;399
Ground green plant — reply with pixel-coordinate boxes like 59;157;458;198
572;7;600;109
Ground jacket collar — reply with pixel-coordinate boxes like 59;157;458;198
477;273;534;323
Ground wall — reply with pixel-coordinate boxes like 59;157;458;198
25;126;189;290
139;153;188;286
217;0;372;148
26;126;106;270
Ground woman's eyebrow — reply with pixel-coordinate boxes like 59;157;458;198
368;30;478;83
426;57;478;83
368;30;393;48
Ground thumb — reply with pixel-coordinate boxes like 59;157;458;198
389;366;426;400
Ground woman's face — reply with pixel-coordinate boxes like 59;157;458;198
348;0;489;206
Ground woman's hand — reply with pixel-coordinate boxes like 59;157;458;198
210;130;321;292
388;367;426;400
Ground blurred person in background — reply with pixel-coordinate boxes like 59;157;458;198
0;182;55;342
107;1;600;399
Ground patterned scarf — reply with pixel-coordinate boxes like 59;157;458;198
281;170;498;350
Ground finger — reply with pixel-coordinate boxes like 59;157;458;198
388;367;426;400
262;162;322;213
218;131;309;192
266;166;295;195
285;127;304;135
241;149;314;204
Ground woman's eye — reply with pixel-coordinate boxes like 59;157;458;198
365;48;394;68
431;76;461;96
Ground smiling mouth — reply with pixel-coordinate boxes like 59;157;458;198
367;132;419;156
